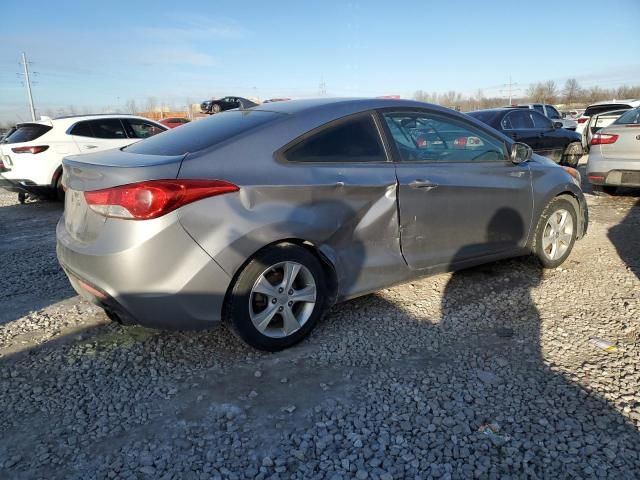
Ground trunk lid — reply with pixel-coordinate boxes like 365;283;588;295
599;125;640;160
62;148;185;242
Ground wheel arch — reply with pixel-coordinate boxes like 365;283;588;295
221;238;340;320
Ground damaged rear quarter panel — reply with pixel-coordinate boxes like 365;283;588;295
177;135;407;299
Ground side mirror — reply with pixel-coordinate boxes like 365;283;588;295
553;121;563;129
510;142;533;164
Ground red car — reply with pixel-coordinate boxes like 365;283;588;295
159;117;190;129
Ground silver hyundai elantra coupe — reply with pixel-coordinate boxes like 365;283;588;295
57;98;588;350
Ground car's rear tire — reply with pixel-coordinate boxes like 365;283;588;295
224;243;328;351
592;184;617;196
532;197;578;269
212;103;221;114
561;142;583;167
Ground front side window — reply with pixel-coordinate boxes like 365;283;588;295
383;111;507;162
547;106;561;119
285;115;385;163
88;119;127;139
124;119;165;139
505;111;534;129
531;111;553;129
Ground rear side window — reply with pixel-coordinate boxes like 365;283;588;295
614;108;640;125
125;110;281;156
285;115;385;163
532;105;544;114
4;124;52;144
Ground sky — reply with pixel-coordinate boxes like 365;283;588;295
1;0;639;122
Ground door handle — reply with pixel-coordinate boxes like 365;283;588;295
508;171;526;178
409;179;439;190
84;145;98;149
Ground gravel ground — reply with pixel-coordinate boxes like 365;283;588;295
0;181;638;479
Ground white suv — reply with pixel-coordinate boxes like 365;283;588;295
0;114;166;201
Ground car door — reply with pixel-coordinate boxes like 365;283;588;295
71;118;131;153
277;112;403;297
501;110;541;151
530;111;564;162
381;109;533;270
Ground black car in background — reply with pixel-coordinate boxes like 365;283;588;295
467;108;584;167
200;96;258;114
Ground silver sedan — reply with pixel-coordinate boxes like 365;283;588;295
587;107;640;194
57;98;588;350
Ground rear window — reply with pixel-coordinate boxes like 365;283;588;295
124;110;281;156
4;124;52;144
614;108;640;125
584;104;631;117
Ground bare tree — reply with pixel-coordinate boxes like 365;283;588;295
145;96;158;112
563;78;581;106
125;99;138;115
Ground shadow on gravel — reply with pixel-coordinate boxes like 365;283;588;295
0;199;74;325
608;198;640;280
437;207;640;476
1;203;640;478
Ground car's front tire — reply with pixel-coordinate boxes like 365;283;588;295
561;141;583;167
212;104;221;114
224;243;328;351
532;196;578;268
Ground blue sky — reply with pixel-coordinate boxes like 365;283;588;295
1;0;639;121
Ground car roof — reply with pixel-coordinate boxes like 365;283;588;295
251;97;453;116
587;99;640;107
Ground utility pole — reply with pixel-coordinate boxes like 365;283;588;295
500;75;520;105
318;76;327;96
21;52;36;121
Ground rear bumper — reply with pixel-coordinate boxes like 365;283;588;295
587;152;640;186
588;170;640;187
56;215;233;330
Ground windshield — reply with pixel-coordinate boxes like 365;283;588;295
614;108;640;125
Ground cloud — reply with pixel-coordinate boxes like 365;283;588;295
135;46;216;67
138;14;249;42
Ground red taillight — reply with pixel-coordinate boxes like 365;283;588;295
453;137;467;148
577;117;588;124
11;145;49;154
590;133;619;145
83;179;239;220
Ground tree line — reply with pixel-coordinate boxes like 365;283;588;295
414;79;640;111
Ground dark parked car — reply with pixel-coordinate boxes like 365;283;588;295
57;98;587;351
200;96;257;114
467;108;584;167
